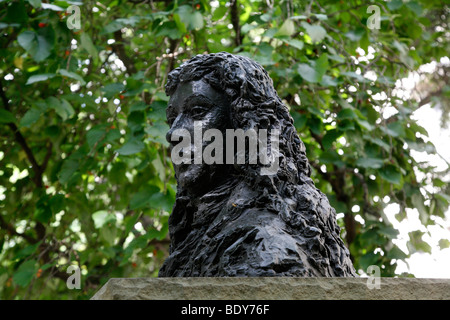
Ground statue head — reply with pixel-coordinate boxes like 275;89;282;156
165;52;312;196
160;52;356;277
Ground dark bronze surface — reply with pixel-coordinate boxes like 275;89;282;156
159;52;357;277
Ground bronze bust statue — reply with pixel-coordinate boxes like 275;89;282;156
158;52;357;277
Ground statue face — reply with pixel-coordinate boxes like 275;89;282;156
166;79;232;195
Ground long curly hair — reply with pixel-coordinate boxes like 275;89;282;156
166;52;311;186
162;52;356;277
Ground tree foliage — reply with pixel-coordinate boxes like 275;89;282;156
0;0;449;299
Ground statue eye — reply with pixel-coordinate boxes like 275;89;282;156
190;105;209;118
167;112;177;125
167;116;176;126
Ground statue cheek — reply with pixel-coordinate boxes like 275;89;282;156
204;110;231;131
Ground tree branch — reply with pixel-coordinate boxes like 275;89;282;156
230;0;243;47
41;141;53;173
309;129;356;252
112;30;137;74
417;87;443;108
0;80;43;188
0;215;38;244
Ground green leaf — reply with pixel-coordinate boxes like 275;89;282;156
177;5;204;30
314;14;328;21
18;31;37;52
102;83;125;99
106;129;121;143
41;3;64;11
379;165;402;185
341;71;367;83
291;113;307;131
386;245;408;260
124;213;140;235
408;230;432;254
129;191;151;210
26;73;56;85
5;2;28;24
301;22;327;43
80;33;98;61
101;20;125;34
360;229;385;246
27;0;42;8
0;109;17;124
298;64;320;83
92;210;116;229
58;159;79;184
212;6;228;20
328;195;347;213
145;122;170;147
18;28;54;62
100;227;117;246
337;119;355;131
13;260;38;287
284;39;304;50
308;116;322;135
315;54;329;77
408;140;436;154
345;29;365;42
378;226;399;239
387;0;403;11
275;19;295;37
359;252;381;270
322;129;342;150
60;99;75;119
46;97;74;121
13;241;42;260
337;108;356;120
129;101;148;113
152;153;165;182
148;191;173;212
128;111;145;133
129;186;160;210
86;126;107;149
117;138;145;155
411;193;428;224
297;54;328;83
155;21;182;40
241;23;257;34
436;193;450;204
320;75;338;87
34;201;52;223
49;194;65;214
319;150;345;168
59;69;86;85
438;239;450;250
406;1;422;16
20;108;42;127
386;121;405;138
356;119;374;131
356;157;384;169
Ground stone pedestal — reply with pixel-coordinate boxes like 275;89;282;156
91;277;450;300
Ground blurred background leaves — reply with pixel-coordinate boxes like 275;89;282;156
0;0;449;299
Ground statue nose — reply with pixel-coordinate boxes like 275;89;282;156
166;127;173;145
166;114;184;145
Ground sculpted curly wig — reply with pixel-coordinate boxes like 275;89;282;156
160;52;357;277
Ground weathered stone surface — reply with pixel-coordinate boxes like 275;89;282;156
91;278;450;300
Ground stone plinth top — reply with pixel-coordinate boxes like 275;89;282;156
91;277;450;300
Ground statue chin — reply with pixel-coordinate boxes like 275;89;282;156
175;164;205;193
175;163;230;196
